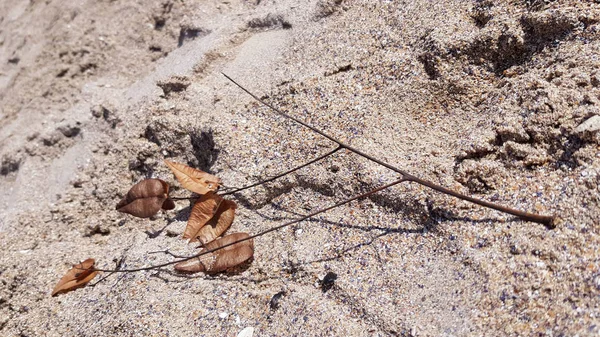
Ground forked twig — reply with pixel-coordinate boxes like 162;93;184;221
221;73;556;228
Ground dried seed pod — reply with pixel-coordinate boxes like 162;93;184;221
183;192;223;241
51;258;98;296
175;233;254;273
161;197;176;210
165;160;221;195
193;199;237;244
116;179;173;218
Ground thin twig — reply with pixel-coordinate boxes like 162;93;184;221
90;255;126;287
148;250;189;258
221;73;556;228
221;145;342;196
169;146;342;201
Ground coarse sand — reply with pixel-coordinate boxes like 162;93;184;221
1;0;600;336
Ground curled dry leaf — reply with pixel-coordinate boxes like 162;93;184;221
51;258;98;296
175;233;254;273
116;179;173;218
165;160;221;195
193;199;237;244
183;192;223;241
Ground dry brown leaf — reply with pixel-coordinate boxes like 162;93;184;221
208;234;254;273
175;233;254;273
165;160;221;195
116;179;172;218
193;199;237;244
183;192;223;241
51;258;98;296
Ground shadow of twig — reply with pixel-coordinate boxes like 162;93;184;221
145;205;192;238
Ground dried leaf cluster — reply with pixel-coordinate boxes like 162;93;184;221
160;161;253;273
52;161;253;295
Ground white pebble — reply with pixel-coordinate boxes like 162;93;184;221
237;327;254;337
575;115;600;134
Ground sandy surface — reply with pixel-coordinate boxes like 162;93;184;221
1;0;599;336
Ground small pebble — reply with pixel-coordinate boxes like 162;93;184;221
270;291;285;311
575;115;600;134
320;272;338;293
237;327;254;337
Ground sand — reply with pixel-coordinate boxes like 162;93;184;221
1;0;599;336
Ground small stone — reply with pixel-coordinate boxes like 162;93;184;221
320;271;337;293
237;327;254;337
575;115;600;134
218;312;228;319
269;291;285;311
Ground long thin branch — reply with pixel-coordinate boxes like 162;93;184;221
221;73;556;228
94;178;405;273
220;145;342;196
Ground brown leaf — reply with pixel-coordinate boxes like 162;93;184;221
175;233;254;273
51;258;98;296
165;160;221;195
116;179;172;218
183;192;223;241
193;199;237;244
